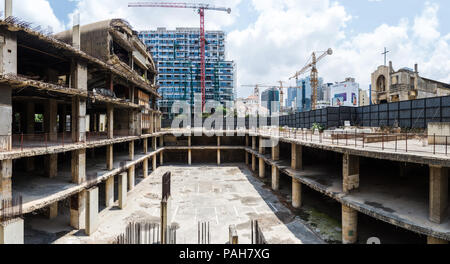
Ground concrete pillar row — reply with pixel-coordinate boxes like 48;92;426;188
129;141;134;161
292;179;302;209
70;191;86;230
128;165;135;191
272;166;280;191
105;176;114;208
343;153;360;194
429;166;448;224
0;159;13;201
85;187;99;236
342;205;358;244
71;149;86;185
106;145;114;171
44;154;58;178
291;143;303;170
259;158;265;178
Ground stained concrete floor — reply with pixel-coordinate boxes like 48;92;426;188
24;164;323;244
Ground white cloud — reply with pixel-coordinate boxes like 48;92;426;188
229;0;450;98
66;0;242;31
0;0;65;32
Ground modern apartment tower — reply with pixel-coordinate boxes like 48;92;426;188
139;28;236;118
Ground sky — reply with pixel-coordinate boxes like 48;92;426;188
2;0;450;98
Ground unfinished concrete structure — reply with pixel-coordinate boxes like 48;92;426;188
371;61;450;104
0;9;162;243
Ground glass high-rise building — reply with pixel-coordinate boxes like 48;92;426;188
286;77;324;112
138;28;236;118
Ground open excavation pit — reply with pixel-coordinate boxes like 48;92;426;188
23;164;323;244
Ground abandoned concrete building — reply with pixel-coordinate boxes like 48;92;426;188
371;62;450;104
0;13;163;243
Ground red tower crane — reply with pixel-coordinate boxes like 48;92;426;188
128;2;231;112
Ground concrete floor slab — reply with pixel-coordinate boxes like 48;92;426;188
25;164;323;244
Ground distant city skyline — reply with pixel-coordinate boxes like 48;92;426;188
7;0;450;98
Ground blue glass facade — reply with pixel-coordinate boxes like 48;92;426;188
138;28;236;118
286;77;323;112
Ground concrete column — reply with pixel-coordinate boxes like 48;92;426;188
245;152;249;165
45;99;58;141
217;149;221;165
272;141;280;161
70;191;86;230
105;176;114;207
149;112;154;133
188;149;192;165
71;149;86;184
106;145;113;171
245;135;249;147
44;154;58;178
71;96;86;143
118;172;127;209
429;166;448;224
259;137;265;154
48;202;58;219
427;236;449;244
160;136;164;148
143;158;149;178
252;136;256;150
0;218;24;244
160;151;164;166
342;205;358;244
129;140;134;161
343;154;360;194
153;154;157;171
128;165;135;191
85;187;99;236
0;159;12;200
152;136;157;150
252;154;256;172
292;179;302;208
291;144;303;170
107;104;114;139
259;158;265;178
143;138;148;154
272;166;279;191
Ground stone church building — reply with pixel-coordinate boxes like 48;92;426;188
371;62;450;104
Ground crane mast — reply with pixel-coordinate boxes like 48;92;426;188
129;2;231;113
290;48;332;111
